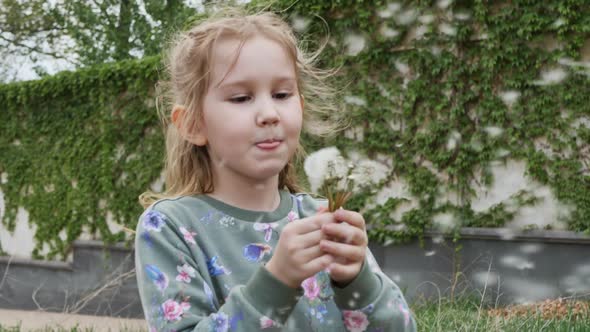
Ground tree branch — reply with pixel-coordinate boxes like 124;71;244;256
0;33;80;65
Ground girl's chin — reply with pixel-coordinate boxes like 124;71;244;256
250;163;289;179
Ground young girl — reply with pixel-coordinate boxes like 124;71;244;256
135;8;416;332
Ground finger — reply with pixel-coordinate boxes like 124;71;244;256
292;213;336;235
298;244;324;262
298;229;326;249
303;253;334;274
333;209;365;230
286;217;321;235
320;240;365;262
322;222;366;245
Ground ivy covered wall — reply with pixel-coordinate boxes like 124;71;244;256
0;57;164;259
1;0;589;260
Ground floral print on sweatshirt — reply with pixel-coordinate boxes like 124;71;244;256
301;271;335;327
135;193;417;331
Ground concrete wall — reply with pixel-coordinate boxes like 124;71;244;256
1;228;588;318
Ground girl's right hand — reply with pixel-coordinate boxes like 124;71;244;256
265;211;336;288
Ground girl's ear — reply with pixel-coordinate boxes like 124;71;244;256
172;105;208;146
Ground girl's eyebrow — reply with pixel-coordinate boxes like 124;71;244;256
218;77;297;89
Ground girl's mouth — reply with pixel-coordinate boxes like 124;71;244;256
256;140;282;150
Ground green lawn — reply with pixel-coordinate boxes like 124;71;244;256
413;298;590;332
1;299;589;332
0;326;145;332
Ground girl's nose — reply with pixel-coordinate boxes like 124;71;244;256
255;98;280;126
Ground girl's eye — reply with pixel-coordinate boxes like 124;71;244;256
229;95;251;103
274;92;292;100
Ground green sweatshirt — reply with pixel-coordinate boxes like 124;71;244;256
135;190;416;331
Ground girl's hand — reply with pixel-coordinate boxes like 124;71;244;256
320;209;368;286
265;212;336;288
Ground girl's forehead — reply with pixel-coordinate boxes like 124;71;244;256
209;36;297;87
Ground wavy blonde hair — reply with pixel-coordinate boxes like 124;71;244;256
140;7;342;208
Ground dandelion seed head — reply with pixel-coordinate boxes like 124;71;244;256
303;147;348;193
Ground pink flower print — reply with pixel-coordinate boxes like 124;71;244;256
287;211;299;222
176;263;197;283
301;276;320;300
387;299;394;308
342;310;369;332
399;302;411;326
260;316;276;329
161;299;190;322
179;227;197;245
181;301;191;311
253;222;279;242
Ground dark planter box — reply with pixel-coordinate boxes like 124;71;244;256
0;241;141;318
371;228;590;305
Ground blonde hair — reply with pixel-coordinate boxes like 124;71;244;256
140;6;342;208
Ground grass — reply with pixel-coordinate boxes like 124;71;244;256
1;298;588;331
413;297;590;332
0;326;145;332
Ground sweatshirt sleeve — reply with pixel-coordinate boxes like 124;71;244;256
331;249;417;331
135;207;300;332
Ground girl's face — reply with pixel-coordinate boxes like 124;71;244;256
198;36;303;186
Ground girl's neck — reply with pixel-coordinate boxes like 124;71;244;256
209;175;281;212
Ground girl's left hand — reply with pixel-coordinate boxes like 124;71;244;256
319;209;368;286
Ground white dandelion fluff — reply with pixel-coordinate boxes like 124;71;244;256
499;90;521;107
344;33;366;56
